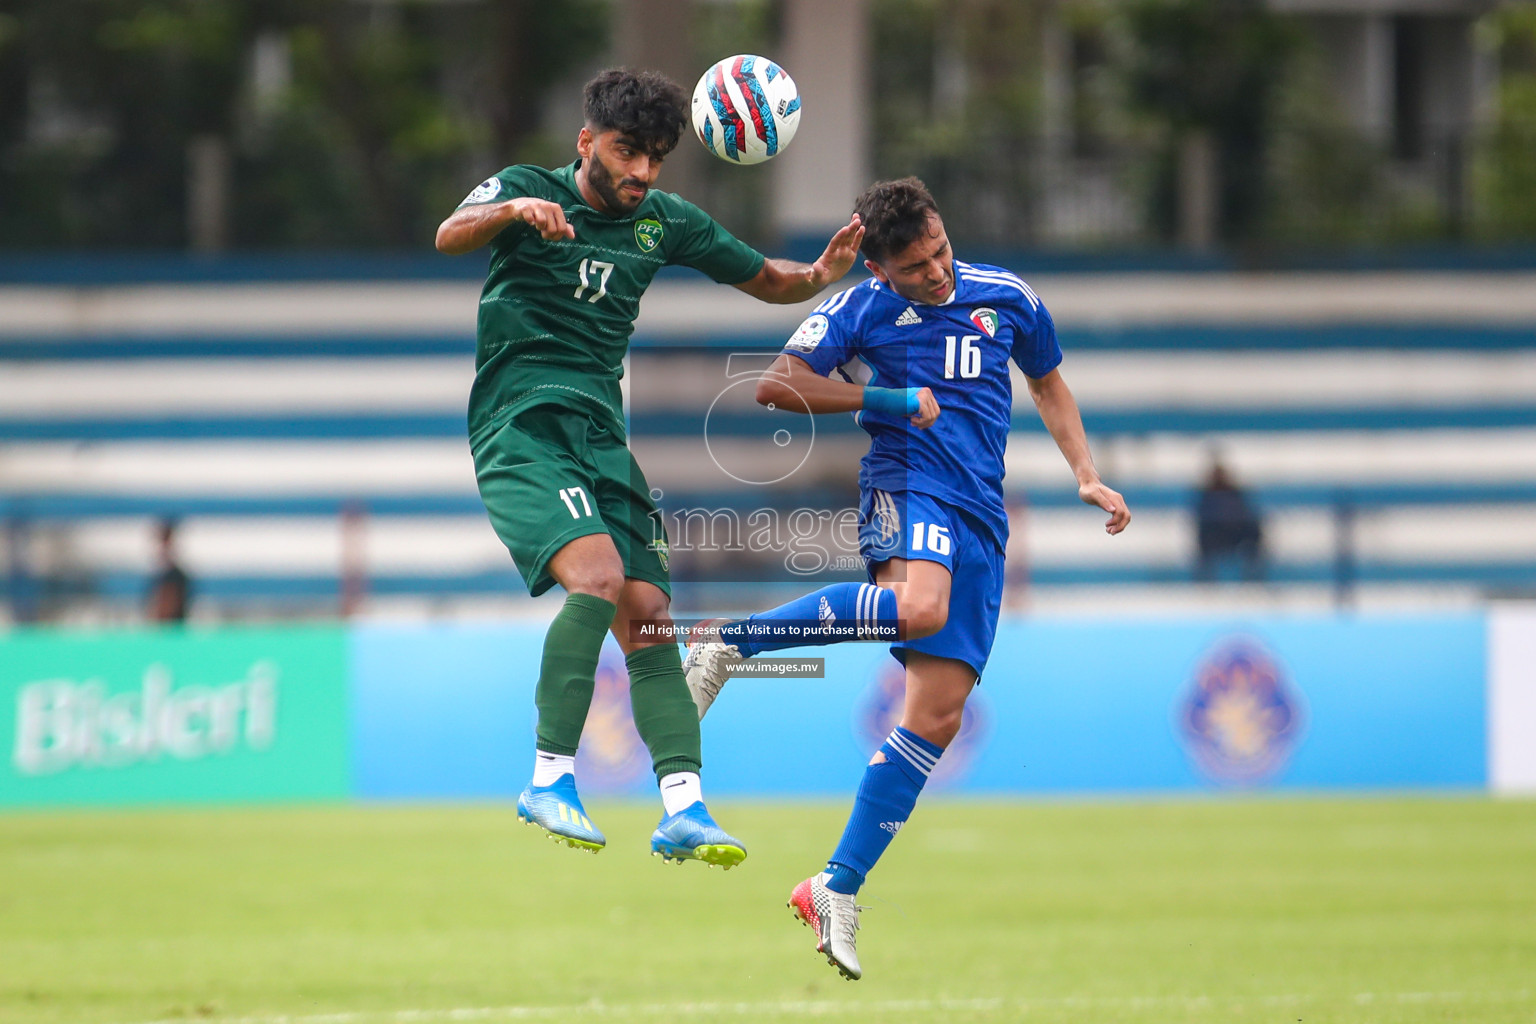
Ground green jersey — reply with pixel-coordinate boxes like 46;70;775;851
457;161;766;442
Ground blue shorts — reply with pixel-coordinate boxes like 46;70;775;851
858;488;1005;679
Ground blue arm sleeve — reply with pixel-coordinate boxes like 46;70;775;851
862;386;922;416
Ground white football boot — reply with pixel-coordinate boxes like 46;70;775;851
788;872;865;981
682;617;743;720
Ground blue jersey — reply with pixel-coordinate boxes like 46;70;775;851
781;260;1062;544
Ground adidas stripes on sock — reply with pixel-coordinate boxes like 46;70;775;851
825;726;944;895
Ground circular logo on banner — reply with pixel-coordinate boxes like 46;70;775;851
574;649;652;793
785;314;829;353
854;661;990;788
1177;636;1306;786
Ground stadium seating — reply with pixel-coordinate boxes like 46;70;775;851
2;261;1534;619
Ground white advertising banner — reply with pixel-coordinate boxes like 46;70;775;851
1490;605;1536;794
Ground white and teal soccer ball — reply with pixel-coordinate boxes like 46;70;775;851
690;55;802;165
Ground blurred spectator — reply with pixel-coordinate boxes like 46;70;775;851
5;514;40;624
147;518;192;623
1194;459;1264;582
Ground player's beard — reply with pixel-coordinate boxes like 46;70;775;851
585;151;648;215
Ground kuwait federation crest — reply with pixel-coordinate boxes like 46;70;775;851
968;307;998;337
1177;637;1305;785
634;218;663;252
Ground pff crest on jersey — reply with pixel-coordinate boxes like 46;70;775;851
634;218;663;252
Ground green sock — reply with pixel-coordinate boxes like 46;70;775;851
534;593;618;757
625;643;703;780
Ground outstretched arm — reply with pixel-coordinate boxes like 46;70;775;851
732;215;865;304
1027;367;1130;535
755;354;940;428
435;197;574;255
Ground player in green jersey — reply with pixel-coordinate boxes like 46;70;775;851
435;68;864;865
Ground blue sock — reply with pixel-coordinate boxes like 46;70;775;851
825;726;943;895
717;582;898;657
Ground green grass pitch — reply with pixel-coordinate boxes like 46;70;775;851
3;797;1533;1024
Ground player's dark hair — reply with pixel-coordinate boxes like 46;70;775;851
854;177;943;263
582;68;688;158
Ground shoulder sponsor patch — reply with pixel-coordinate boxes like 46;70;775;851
785;314;829;353
462;177;501;205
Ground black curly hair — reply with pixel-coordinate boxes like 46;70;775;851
853;177;943;263
583;68;688;158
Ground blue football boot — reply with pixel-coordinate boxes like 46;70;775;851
649;800;747;868
515;773;605;853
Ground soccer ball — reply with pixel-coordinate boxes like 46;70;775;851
691;55;802;165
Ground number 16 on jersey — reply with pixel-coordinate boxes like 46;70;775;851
944;334;982;379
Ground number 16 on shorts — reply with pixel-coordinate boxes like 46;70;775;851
912;521;951;556
558;486;594;518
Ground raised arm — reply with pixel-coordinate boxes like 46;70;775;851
733;215;866;304
435;197;574;255
1026;367;1130;535
755;354;940;428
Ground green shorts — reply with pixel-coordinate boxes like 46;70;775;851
472;403;671;598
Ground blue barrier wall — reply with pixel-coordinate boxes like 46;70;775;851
349;612;1487;798
350;624;541;799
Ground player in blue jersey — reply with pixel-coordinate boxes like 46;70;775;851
683;178;1129;979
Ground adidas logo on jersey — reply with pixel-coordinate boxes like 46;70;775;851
894;306;922;326
879;820;904;835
